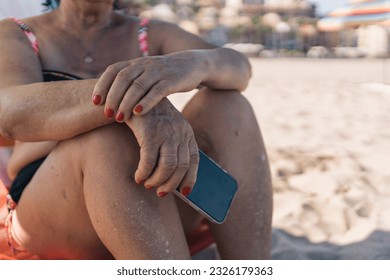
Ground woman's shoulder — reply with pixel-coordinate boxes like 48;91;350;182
0;18;29;41
0;13;51;37
116;15;183;55
139;18;186;46
0;17;20;32
0;15;48;57
146;18;181;33
141;18;212;54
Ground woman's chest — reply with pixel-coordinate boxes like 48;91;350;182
36;23;143;79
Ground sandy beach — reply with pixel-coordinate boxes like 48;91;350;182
170;57;390;259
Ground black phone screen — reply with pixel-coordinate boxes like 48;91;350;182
180;151;238;224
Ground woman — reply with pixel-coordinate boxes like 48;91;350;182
0;0;272;259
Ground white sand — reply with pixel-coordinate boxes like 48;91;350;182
170;58;390;259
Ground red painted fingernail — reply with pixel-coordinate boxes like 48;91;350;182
92;94;101;105
135;178;144;185
105;107;114;118
181;187;192;197
134;105;143;114
115;111;124;122
158;192;168;198
145;185;153;190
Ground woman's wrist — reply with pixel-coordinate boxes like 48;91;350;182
192;49;214;88
200;47;251;91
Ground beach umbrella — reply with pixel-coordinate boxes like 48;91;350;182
317;0;390;31
317;16;346;32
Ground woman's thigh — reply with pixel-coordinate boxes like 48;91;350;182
12;124;190;259
12;127;116;259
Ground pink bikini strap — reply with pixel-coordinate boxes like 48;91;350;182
138;18;149;57
11;18;39;56
11;17;147;58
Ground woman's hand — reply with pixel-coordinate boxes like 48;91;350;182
93;52;205;121
126;98;199;197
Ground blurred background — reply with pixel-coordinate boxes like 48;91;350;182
117;0;385;59
2;0;390;58
114;0;390;58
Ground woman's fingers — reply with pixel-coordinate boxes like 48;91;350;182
134;143;159;185
149;144;188;196
132;80;172;116
93;56;197;119
92;61;129;106
176;140;199;195
138;139;199;198
116;75;155;122
155;140;199;198
143;143;180;190
105;68;143;120
93;63;170;121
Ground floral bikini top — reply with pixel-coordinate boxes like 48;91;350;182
11;17;150;81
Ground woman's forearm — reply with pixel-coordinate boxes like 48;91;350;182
0;79;113;142
197;48;252;92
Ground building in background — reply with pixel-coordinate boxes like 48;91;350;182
317;0;390;57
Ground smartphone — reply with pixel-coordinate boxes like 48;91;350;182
174;150;237;224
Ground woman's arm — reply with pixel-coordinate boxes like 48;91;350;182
0;19;112;142
195;47;252;92
0;79;114;142
93;20;252;119
154;20;252;91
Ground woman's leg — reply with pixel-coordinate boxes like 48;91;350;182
181;87;273;259
12;124;190;259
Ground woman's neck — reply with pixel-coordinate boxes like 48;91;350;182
56;0;114;30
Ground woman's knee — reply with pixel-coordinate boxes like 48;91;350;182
182;87;258;151
183;87;256;130
57;123;139;170
74;123;136;151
